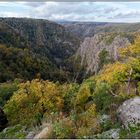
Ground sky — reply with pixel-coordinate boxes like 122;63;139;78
0;2;140;23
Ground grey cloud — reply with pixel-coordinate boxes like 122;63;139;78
30;2;120;21
103;7;119;13
23;2;46;7
111;11;140;19
1;2;140;22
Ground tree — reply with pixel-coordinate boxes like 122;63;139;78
98;48;110;72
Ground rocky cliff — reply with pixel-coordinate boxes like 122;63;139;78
76;33;135;74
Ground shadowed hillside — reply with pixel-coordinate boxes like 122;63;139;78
0;18;81;82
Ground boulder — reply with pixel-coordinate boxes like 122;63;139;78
0;108;8;131
26;131;36;139
99;114;110;124
34;123;53;139
117;97;140;128
96;129;120;139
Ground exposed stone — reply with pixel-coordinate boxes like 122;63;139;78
99;114;110;124
34;123;53;139
26;131;36;139
76;33;130;74
97;129;120;139
117;97;140;128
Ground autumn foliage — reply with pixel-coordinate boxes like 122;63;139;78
2;36;140;138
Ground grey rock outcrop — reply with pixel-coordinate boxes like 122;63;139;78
96;129;120;139
26;131;36;139
99;114;110;124
77;33;130;74
34;123;53;139
117;97;140;128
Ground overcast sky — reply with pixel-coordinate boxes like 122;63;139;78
0;2;140;23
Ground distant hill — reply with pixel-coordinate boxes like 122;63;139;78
59;21;140;39
0;18;80;64
0;18;81;82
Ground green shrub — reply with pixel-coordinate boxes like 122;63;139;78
4;79;64;126
93;82;112;113
53;119;74;139
0;82;18;106
98;48;110;72
62;83;79;113
0;124;26;139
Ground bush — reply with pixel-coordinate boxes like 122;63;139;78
62;83;79;113
71;84;92;113
74;104;101;138
93;82;112;113
53;119;74;139
0;124;26;139
0;82;18;106
76;127;91;139
4;79;64;126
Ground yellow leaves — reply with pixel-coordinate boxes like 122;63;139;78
127;57;140;68
99;36;140;85
76;127;91;138
119;36;140;59
86;104;96;116
119;45;140;58
75;85;91;106
4;79;65;126
94;36;140;97
4;78;101;138
97;62;127;85
55;96;64;109
75;103;100;138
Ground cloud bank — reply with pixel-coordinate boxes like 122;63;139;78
0;2;140;22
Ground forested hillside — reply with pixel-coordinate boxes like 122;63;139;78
0;18;81;82
0;44;57;82
60;21;140;39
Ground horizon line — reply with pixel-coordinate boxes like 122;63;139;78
1;17;140;24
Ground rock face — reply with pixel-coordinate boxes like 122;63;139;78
76;33;131;74
0;108;8;131
117;97;140;128
26;131;36;139
34;123;53;139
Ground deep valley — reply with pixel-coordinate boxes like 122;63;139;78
1;17;140;139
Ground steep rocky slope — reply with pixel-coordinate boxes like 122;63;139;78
75;33;137;74
59;21;140;76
